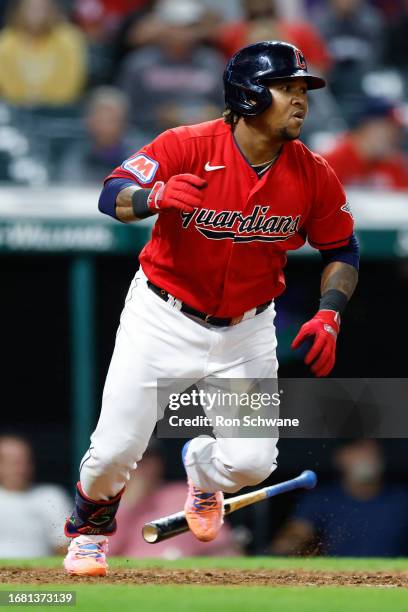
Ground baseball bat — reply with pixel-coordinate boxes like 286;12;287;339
142;469;317;543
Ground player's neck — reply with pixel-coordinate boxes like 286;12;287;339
233;120;283;165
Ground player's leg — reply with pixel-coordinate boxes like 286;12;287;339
64;268;208;574
183;305;279;540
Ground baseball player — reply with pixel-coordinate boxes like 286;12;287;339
63;41;359;576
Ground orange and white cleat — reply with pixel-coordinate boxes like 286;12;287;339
184;479;224;542
182;442;224;542
63;536;108;577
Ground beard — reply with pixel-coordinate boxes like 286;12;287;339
278;125;302;141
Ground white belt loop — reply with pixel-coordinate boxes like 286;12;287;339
167;293;183;311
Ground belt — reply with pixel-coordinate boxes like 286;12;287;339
147;280;272;327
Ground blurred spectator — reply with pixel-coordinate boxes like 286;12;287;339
214;0;331;73
274;0;307;20
73;0;153;42
314;0;384;101
0;434;71;557
200;0;243;21
116;0;224;136
109;442;241;558
58;86;139;184
270;440;408;557
0;0;87;107
319;97;408;190
73;1;155;86
112;0;221;76
105;3;157;81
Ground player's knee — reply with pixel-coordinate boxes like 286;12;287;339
84;443;139;475
233;463;275;487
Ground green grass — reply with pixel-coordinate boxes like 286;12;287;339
1;556;408;571
1;558;407;612
1;584;408;612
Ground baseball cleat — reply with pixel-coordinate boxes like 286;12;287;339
182;441;224;542
63;536;108;576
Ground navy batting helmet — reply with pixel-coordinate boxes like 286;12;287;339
224;41;326;117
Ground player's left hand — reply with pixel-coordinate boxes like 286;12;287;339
291;310;340;377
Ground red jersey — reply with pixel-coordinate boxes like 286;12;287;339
322;136;408;190
106;119;354;317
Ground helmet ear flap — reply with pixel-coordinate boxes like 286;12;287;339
242;81;273;116
225;79;273;117
258;81;273;108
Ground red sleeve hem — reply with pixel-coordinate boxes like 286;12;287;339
104;170;141;185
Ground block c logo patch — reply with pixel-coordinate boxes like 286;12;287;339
294;49;307;70
122;154;159;184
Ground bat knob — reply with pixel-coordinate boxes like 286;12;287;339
299;469;317;489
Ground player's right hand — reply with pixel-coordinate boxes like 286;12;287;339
147;174;208;213
291;310;340;377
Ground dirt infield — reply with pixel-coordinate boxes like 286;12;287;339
2;567;408;587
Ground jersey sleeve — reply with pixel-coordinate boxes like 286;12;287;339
104;128;185;187
305;158;354;250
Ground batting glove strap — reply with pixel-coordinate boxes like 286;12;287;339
319;289;348;315
147;180;166;210
64;482;124;537
291;310;340;378
131;186;157;219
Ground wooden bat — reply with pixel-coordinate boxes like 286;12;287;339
142;469;317;543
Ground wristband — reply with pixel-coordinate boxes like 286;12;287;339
131;188;155;219
319;289;348;314
98;178;135;220
319;233;360;271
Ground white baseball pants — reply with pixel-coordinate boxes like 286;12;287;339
79;267;279;501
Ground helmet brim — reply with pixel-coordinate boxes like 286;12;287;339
262;71;326;90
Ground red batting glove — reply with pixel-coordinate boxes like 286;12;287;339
291;310;340;377
147;174;207;214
